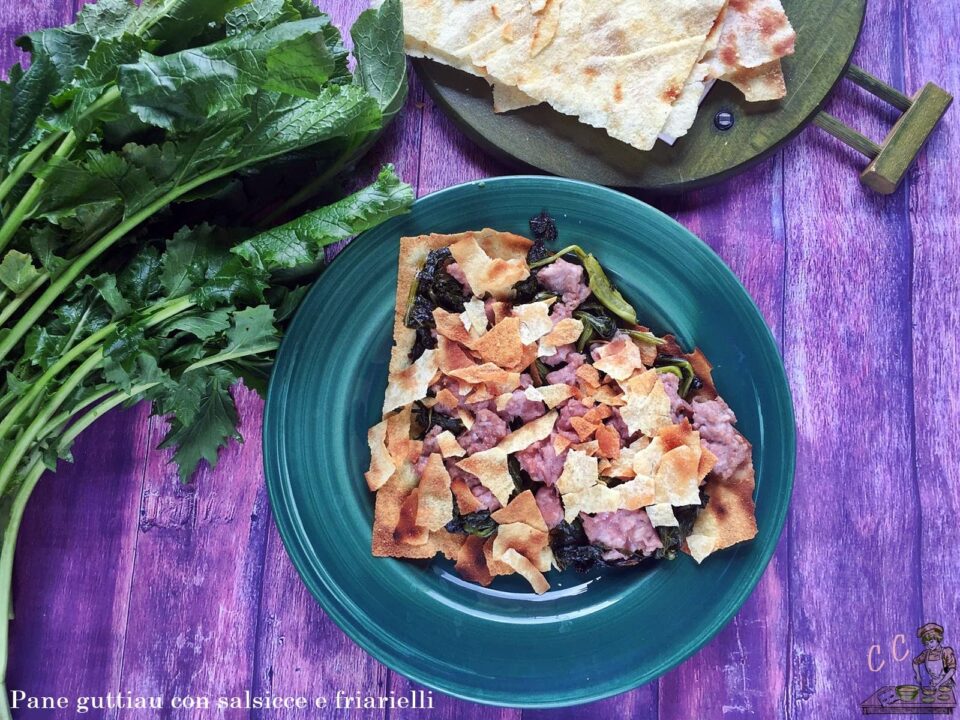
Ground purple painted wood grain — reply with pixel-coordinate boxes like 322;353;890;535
782;2;927;718
115;387;270;720
7;404;150;719
905;0;960;661
652;166;791;720
3;0;958;719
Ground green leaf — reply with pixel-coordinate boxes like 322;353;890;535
191;255;269;309
77;274;132;317
133;0;250;51
351;0;407;120
156;364;241;481
229;85;381;166
196;304;278;367
45;34;144;133
161;309;231;340
117;18;337;130
0;249;41;294
29;227;70;278
116;245;163;309
225;304;277;351
233;164;412;271
70;0;140;38
33;125;242;222
5;371;30;397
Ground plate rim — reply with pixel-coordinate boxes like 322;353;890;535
263;175;797;708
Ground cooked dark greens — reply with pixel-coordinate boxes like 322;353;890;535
445;507;498;538
404;246;468;360
655;491;709;561
412;400;465;439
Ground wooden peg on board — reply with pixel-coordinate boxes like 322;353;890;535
813;64;952;194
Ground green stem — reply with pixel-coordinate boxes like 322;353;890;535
0;324;114;440
0;131;79;255
0;272;48;327
35;385;115;438
0;454;45;710
0;132;62;209
0;84;122;255
0;159;237;367
0;351;103;498
0;380;157;716
183;342;279;373
0;294;193;440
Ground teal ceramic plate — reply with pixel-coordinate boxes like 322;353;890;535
264;176;795;707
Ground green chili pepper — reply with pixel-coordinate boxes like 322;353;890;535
529;244;638;325
528;244;586;269
625;329;665;346
581;254;637;324
576;324;595;352
654;356;696;396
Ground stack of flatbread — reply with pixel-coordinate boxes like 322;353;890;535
383;0;796;151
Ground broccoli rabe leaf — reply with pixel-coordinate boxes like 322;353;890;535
157;364;242;481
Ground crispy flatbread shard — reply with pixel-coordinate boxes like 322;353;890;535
416;454;454;531
397;0;728;151
575;363;601;391
460;296;489;337
593;335;645;381
451;476;484;514
725;59;786;102
595;424;621;459
455;535;493;586
437;337;476;376
364;420;394;491
512;299;555;343
684;437;758;562
372;464;437;559
655;445;702;506
501;548;550;594
524;383;576;409
483;535;515;576
472;316;524;368
431;529;466;561
498;410;558;453
456;447;514;506
491;489;549;531
436;430;466;458
382;349;439;415
434;308;474;345
446;363;521;393
555;449;598;494
569;416;599;442
659;62;712;141
645;502;679;528
702;0;795;76
620;369;672;437
544;317;584;346
557;447;657;521
395;487;430;546
492;522;553;572
385;406;421;465
449;233;531;299
492;82;536;113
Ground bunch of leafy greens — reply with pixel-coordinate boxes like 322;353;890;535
0;0;411;714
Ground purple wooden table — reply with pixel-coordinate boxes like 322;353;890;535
3;1;958;718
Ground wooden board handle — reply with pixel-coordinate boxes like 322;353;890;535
813;65;953;194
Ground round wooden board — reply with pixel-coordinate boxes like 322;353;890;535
414;0;867;191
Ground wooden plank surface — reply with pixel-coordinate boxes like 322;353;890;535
3;0;958;718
